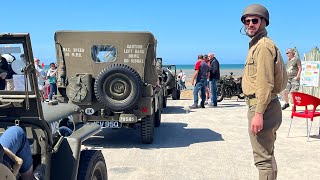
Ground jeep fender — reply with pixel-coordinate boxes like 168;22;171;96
50;123;101;180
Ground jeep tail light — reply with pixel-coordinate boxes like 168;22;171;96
141;107;148;113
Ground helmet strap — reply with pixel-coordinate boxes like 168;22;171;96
239;25;247;35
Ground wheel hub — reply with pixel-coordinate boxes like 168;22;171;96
112;81;125;94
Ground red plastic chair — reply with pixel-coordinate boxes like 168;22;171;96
289;92;320;141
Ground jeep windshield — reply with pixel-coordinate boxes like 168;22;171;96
0;33;42;121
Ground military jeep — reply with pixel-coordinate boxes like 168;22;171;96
162;64;181;100
0;33;107;180
54;31;162;144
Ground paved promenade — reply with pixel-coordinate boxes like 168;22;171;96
84;98;320;180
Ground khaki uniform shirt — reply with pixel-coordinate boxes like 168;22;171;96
242;29;287;114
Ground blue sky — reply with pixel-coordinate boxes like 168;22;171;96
3;0;319;65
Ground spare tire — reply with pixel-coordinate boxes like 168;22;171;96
162;68;173;86
94;64;142;111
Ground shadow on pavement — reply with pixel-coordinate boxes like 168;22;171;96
215;103;246;108
83;122;223;149
162;106;191;114
310;134;320;139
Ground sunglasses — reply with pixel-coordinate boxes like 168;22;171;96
286;52;290;54
244;18;259;25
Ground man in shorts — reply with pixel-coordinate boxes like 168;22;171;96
281;48;302;110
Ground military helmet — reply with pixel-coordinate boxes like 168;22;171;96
241;4;269;26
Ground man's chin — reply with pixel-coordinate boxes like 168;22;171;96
247;31;255;37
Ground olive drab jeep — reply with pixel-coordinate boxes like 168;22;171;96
54;31;162;144
0;33;107;180
162;64;181;100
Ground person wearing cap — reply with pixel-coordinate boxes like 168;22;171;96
241;4;287;179
281;48;302;110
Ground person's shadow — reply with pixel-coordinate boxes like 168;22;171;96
83;122;224;149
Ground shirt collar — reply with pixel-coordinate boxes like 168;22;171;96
249;28;268;48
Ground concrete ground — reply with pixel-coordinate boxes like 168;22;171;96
83;98;320;180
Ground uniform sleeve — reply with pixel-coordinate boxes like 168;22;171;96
255;44;276;114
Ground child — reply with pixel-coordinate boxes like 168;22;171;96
47;63;57;102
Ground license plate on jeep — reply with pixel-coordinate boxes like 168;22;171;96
119;114;137;123
94;121;122;128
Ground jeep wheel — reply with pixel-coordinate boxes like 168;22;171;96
141;115;154;144
95;64;142;111
172;87;178;100
154;109;161;127
78;150;107;180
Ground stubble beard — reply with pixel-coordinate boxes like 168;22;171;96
246;29;256;38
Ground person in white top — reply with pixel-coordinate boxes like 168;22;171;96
34;58;46;90
178;70;186;90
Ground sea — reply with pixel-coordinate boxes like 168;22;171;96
176;64;244;70
176;64;245;77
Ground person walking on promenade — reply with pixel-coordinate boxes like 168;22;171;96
181;71;187;90
281;48;302;110
208;53;220;107
241;4;287;179
189;55;209;109
178;69;186;90
47;62;58;102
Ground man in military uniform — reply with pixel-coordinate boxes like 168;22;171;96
241;4;287;179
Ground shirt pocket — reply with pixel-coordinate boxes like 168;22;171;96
246;58;256;77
